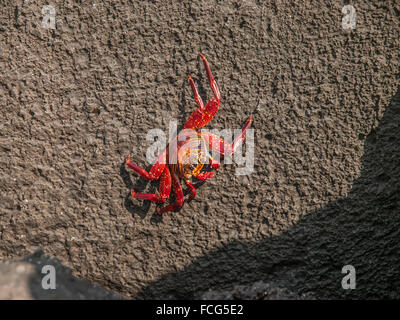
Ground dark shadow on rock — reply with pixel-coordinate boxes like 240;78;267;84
137;88;400;299
121;161;154;219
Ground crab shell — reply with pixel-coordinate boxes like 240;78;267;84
168;130;211;180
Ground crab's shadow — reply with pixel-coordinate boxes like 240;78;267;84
120;161;153;219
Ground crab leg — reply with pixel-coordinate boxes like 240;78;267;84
188;75;204;109
202;116;253;156
192;156;220;182
184;179;196;203
126;151;167;180
184;54;221;130
131;166;171;203
199;53;220;101
157;171;184;214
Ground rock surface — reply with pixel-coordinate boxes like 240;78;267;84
0;1;399;299
0;250;122;299
200;281;314;300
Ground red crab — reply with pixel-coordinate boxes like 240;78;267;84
126;54;252;214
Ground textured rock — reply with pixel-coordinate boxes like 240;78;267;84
200;281;314;300
0;250;122;299
0;1;399;299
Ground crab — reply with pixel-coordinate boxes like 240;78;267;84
126;54;253;214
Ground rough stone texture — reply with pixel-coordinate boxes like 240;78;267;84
200;281;314;300
0;1;399;299
0;250;122;299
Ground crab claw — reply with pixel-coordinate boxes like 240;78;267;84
196;171;215;181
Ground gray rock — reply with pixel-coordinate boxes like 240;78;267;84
0;250;123;300
200;281;314;300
